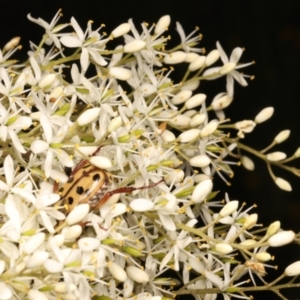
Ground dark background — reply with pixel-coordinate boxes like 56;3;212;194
2;1;300;299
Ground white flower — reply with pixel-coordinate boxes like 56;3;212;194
60;17;108;72
176;22;203;53
203;41;253;97
27;9;68;49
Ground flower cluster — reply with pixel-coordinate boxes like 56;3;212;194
0;10;299;300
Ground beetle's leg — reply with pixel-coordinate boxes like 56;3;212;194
71;145;104;176
92;177;164;211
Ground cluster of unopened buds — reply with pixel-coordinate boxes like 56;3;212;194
0;9;300;300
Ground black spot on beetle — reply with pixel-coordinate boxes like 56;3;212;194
76;186;84;195
93;173;100;181
58;187;64;193
68;197;74;205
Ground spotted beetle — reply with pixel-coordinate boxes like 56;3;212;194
56;146;163;215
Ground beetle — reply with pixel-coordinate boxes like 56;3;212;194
56;146;163;215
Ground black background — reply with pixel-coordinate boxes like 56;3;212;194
2;1;300;299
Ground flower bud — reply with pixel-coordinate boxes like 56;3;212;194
255;252;272;262
215;243;233;254
161;129;176;142
189;56;206;71
190;113;206;127
185;52;199;63
171;90;192;105
190;155;211;168
108;116;123;132
62;225;82;240
77;107;100;126
38;74;57;88
111;23;131;38
164;51;187;64
235;120;255;133
267;221;281;236
219;201;239;217
191;179;213;203
274;130;290;144
185;93;206;109
108;261;127;282
200;120;219;137
169;115;191;127
165;169;184;184
266;151;286;161
90;156;112;169
205;49;220;66
240;156;254;171
124;40;146;53
178;129;201;143
130;198;155;212
4;36;20;51
293;147;300;158
268;230;295;247
211;94;233;110
275;177;292;191
254;107;274;123
109;67;132;80
126;266;149;283
285;261;300;276
243;213;258;229
66;204;89;225
155;15;171;35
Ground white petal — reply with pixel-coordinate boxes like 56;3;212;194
8;129;26;153
11;187;36;204
53;149;74;168
5;194;21;231
159;214;175;231
23;233;46;255
4;155;14;187
26;251;49;269
60;36;82;47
